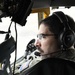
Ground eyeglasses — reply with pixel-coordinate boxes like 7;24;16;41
37;34;55;40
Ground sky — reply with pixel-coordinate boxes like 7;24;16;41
0;13;38;63
50;6;75;20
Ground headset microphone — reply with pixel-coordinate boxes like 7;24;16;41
34;50;67;57
34;52;41;56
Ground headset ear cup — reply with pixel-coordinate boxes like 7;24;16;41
53;11;75;49
59;30;75;48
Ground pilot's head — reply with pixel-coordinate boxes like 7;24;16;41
35;11;75;59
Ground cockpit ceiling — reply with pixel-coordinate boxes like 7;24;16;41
32;0;75;9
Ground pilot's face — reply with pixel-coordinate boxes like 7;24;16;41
35;24;58;58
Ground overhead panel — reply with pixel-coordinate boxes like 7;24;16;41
32;0;75;9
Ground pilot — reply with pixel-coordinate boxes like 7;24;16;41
24;11;75;75
35;11;75;61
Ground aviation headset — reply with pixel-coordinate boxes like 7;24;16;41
53;11;75;49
